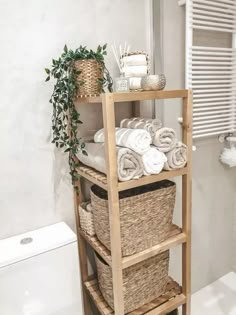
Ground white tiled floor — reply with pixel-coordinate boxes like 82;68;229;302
191;272;236;315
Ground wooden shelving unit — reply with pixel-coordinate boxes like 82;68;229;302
73;90;192;315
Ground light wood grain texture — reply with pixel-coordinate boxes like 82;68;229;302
182;90;193;315
79;225;184;269
77;164;108;191
144;295;186;315
77;163;188;192
118;167;188;191
102;93;125;314
78;228;112;266
122;228;186;269
74;90;192;315
73;184;92;315
75;90;188;104
84;277;184;315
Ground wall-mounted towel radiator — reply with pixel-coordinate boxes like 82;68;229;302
180;0;236;139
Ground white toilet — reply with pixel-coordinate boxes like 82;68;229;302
0;222;84;315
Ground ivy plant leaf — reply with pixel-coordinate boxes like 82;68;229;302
45;68;50;74
45;43;113;188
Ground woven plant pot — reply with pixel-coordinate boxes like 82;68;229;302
79;202;95;236
74;59;103;97
91;180;176;256
95;251;169;313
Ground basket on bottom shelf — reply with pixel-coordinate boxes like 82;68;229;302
91;180;176;256
95;251;169;314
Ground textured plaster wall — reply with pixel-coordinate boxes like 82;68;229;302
0;0;149;239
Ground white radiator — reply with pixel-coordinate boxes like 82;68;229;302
181;0;236;139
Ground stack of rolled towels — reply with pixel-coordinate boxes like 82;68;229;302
77;117;188;182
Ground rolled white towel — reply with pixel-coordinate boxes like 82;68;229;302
153;127;177;153
77;143;143;181
139;118;162;130
122;54;147;66
141;147;167;175
94;127;151;155
120;118;162;141
123;65;148;77
164;142;188;170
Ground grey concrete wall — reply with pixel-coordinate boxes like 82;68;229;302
0;0;149;239
155;0;236;293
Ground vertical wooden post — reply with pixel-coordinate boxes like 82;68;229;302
182;90;192;315
102;93;125;315
73;183;93;315
68;104;92;315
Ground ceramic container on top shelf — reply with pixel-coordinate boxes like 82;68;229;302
141;74;166;91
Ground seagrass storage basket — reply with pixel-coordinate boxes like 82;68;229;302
95;250;169;313
91;180;176;256
74;59;103;97
79;202;95;236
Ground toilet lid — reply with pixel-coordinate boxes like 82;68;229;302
0;222;76;268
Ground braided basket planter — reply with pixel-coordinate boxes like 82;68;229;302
74;59;103;97
95;251;169;313
91;180;176;256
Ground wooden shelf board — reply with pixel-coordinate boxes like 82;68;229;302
77;164;188;192
74;90;188;104
77;165;108;191
118;167;188;191
78;229;112;266
84;277;185;315
122;227;186;269
79;225;185;269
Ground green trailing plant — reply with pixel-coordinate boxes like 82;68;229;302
45;44;113;187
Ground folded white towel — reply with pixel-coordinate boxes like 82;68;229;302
153;127;177;152
141;147;167;175
123;65;148;77
77;143;143;181
94;128;151;155
122;54;147;66
164;142;188;170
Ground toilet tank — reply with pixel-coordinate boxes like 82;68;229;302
0;222;84;315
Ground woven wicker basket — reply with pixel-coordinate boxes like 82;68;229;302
74;59;103;97
91;180;176;256
95;250;169;313
79;202;95;236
